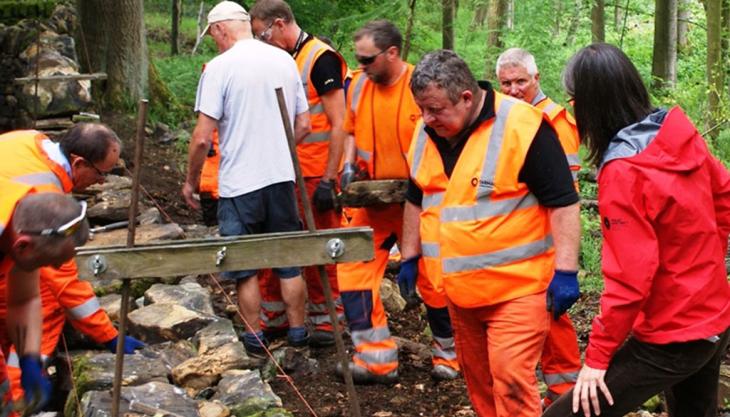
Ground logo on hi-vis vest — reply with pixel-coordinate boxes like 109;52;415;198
471;177;493;189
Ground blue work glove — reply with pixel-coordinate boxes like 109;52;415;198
105;335;145;354
339;162;357;191
546;270;580;320
312;179;336;212
19;355;51;413
397;256;422;308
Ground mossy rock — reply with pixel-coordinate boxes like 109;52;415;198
230;405;293;417
0;1;58;23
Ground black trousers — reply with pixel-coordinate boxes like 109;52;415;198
543;327;730;417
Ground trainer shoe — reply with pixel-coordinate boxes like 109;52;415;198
430;364;459;381
308;329;336;347
335;361;398;385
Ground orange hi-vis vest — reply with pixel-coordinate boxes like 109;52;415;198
0;178;34;239
346;65;419;179
0;130;73;193
199;129;220;198
295;37;348;178
534;96;581;182
408;93;555;308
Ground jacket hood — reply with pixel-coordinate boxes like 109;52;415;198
600;107;707;173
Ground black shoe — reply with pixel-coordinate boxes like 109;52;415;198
308;329;336;347
335;361;398;385
431;364;459;381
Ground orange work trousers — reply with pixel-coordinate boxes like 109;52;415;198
418;258;459;372
259;176;343;333
448;292;549;417
336;204;410;375
541;313;580;404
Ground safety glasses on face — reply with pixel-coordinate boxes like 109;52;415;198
21;201;87;237
255;20;275;41
355;49;387;66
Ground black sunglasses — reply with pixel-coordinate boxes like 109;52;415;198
355;49;387;66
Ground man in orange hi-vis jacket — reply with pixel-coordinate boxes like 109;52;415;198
496;48;582;408
0;124;144;404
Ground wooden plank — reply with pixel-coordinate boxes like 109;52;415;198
33;117;74;129
75;227;373;281
13;72;108;84
339;180;408;207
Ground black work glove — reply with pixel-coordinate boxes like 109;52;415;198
312;179;336;212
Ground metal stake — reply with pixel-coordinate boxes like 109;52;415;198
111;99;148;417
275;88;362;417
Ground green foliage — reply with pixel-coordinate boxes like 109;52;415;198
579;207;603;294
0;0;57;22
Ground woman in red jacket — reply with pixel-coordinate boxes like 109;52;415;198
544;43;730;417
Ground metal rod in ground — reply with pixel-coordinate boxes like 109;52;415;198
111;99;148;417
275;87;362;417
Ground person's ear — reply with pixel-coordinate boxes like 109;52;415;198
12;235;33;258
462;90;474;107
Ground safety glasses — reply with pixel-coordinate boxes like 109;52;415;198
21;201;87;237
255;20;275;41
355;49;387;66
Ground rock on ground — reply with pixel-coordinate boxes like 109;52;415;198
128;303;216;344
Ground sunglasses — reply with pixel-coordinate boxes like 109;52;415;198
355;49;387;66
21;200;87;237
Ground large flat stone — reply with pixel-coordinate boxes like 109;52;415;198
172;341;255;389
128;303;216;344
145;282;215;316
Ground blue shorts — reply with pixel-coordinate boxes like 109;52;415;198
217;181;302;280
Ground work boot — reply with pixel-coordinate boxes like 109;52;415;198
308;329;336;347
335;361;398;385
287;326;310;347
240;331;269;360
430;364;459;381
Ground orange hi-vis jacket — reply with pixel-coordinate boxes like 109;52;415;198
0;130;73;193
199;130;220;198
534;96;581;182
345;65;420;180
408;93;555;308
296;37;348;178
0;130;118;347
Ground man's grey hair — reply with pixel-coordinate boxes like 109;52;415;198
13;193;90;247
495;48;539;77
410;50;479;104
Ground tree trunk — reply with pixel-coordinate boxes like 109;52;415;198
722;0;730;101
507;0;514;29
171;0;182;55
76;0;109;74
106;0;148;108
652;0;678;89
591;0;605;43
564;0;583;46
403;0;417;60
677;0;689;52
707;0;723;138
472;0;489;29
442;0;455;50
484;0;507;75
614;0;622;29
554;0;562;36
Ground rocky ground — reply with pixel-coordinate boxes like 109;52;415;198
51;114;729;417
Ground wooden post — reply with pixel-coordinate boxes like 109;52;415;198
275;88;362;417
111;99;148;417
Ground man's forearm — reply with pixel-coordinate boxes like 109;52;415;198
7;267;41;356
186;133;210;188
400;201;423;259
294;112;311;144
342;134;356;164
323;128;346;181
548;203;581;271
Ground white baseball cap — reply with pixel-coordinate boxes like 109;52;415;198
202;1;250;36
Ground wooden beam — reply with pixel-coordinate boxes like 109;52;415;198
339;180;408;207
75;227;373;280
13;72;108;84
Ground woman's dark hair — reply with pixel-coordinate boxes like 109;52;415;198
563;43;654;166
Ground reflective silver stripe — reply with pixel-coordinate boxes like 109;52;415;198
541;101;559;117
442;235;553;273
68;297;101;320
421;242;440;258
440;193;539;222
355;348;398;364
309;313;345;325
261;301;286;312
566;153;580;166
6;352;49;368
260;312;288;328
351;326;393;347
477;98;515;199
13;172;62;189
309;102;325;115
349;75;367;113
431;336;457;360
300;43;326;91
303;131;330;144
571;170;579;181
356;147;372;162
544;371;579;386
308;299;342;313
422;192;444;209
410;127;429;178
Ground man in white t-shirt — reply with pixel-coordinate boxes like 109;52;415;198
182;0;311;357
